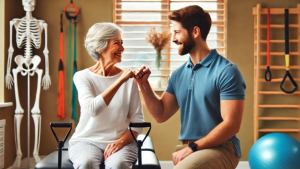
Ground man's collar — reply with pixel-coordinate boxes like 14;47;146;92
186;49;219;68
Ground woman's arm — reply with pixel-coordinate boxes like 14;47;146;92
101;68;133;105
74;68;133;117
104;80;144;160
128;80;144;134
117;130;138;147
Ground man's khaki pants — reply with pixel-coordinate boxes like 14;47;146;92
174;141;240;169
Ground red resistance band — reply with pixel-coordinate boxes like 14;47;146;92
57;13;65;119
265;8;272;81
267;8;270;67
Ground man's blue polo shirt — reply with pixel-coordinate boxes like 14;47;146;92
166;49;246;157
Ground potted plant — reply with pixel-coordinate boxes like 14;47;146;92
146;27;172;69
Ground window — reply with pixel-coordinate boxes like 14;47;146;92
113;0;227;89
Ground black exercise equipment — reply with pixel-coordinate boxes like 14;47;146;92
50;122;72;169
129;122;151;169
280;8;298;94
35;122;161;169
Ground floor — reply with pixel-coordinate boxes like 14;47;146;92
7;156;46;169
7;158;251;169
159;161;250;169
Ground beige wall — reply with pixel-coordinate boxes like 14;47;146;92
2;0;300;167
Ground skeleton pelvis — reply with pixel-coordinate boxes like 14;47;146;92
15;55;41;76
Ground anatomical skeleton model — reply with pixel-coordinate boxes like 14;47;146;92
5;0;51;168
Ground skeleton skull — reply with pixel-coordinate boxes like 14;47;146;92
22;0;36;12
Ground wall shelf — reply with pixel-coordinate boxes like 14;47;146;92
259;78;300;82
259;91;300;95
253;4;300;142
258;117;300;121
258;129;300;132
0;103;13;108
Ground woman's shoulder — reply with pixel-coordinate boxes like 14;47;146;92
74;69;89;76
73;69;90;81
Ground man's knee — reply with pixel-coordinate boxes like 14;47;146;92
174;148;239;169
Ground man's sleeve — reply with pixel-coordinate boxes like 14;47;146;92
165;72;176;96
219;64;246;100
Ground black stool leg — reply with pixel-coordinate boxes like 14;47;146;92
137;140;142;169
58;141;64;169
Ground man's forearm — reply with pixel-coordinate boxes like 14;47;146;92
139;80;164;122
195;121;239;150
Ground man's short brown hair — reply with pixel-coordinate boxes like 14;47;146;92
168;5;212;41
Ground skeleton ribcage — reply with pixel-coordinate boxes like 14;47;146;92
16;19;42;50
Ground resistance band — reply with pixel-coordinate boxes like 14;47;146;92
265;8;271;81
64;0;79;123
71;21;78;123
68;20;72;87
64;0;78;88
280;8;298;94
57;13;65;119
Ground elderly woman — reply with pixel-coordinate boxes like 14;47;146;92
68;23;144;169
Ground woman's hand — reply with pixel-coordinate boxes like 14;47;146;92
104;130;138;160
119;68;134;83
104;141;124;160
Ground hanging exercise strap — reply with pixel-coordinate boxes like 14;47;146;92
71;21;78;123
280;8;298;94
265;8;271;81
64;0;79;123
64;0;78;87
57;13;65;119
68;20;72;87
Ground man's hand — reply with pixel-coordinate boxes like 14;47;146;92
133;66;151;85
172;147;193;165
104;141;124;160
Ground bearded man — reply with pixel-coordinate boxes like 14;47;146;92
133;5;246;169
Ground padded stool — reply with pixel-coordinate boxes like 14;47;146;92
35;135;160;169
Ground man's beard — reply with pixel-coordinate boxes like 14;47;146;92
178;34;195;56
